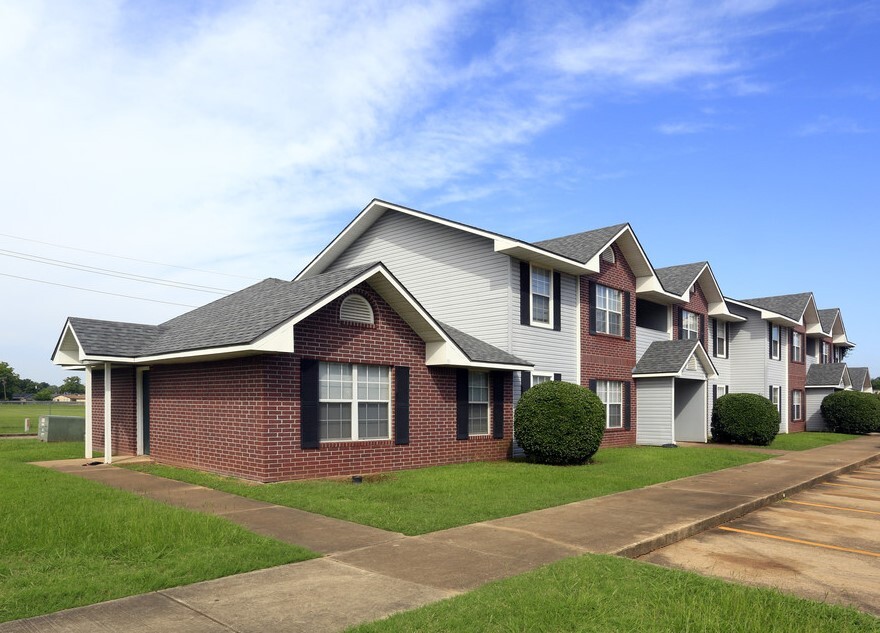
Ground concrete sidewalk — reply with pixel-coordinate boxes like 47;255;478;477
6;435;879;633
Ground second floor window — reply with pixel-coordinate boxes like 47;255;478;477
821;341;831;364
595;284;623;336
531;265;552;326
681;310;699;340
770;325;781;360
714;319;727;357
791;331;802;362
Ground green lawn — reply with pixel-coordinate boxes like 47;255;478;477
0;439;317;624
125;446;770;535
348;554;879;633
768;432;861;451
0;402;85;434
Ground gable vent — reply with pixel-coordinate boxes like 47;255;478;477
687;355;698;371
601;247;615;264
340;294;374;324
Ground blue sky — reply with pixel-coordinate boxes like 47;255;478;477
0;0;877;384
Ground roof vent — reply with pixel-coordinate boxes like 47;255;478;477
340;294;374;325
601;247;615;264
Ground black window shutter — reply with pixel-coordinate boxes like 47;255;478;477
491;371;504;439
712;384;718;403
623;381;631;430
394;366;410;445
711;319;717;357
552;272;561;331
456;369;469;440
677;307;684;340
623;291;631;340
588;378;597;393
768;385;773;400
300;358;320;450
520;261;530;326
768;323;773;359
699;315;705;347
589;281;597;335
724;323;729;355
553;373;562;381
521;370;531;394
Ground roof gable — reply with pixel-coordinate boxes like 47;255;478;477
740;292;813;323
655;262;707;296
805;363;850;388
632;339;717;378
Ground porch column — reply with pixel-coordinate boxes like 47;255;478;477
103;362;112;464
136;367;145;456
84;366;93;459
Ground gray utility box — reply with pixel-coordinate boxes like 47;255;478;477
38;416;86;442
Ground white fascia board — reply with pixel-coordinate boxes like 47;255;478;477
707;303;747;322
635;275;684;303
724;297;799;327
51;321;86;366
585;225;654;279
493;239;597;275
633;372;681;379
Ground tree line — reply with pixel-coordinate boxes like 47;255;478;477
0;361;85;401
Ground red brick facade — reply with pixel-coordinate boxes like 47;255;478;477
788;325;807;433
581;243;637;447
90;283;513;482
673;282;709;347
90;366;137;456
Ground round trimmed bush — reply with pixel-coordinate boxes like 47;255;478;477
820;391;880;434
514;381;605;465
711;392;779;446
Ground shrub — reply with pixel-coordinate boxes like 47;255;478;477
820;391;880;434
514;381;606;465
711;393;779;446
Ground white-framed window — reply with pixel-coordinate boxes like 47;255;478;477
682;310;699;340
530;265;553;327
319;362;390;441
770;385;781;413
770;325;781;360
596;380;623;429
714;384;728;402
715;319;727;357
821;341;831;364
595;284;623;336
792;390;802;421
468;371;490;436
532;373;553;386
791;331;802;363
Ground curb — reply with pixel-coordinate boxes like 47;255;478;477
612;451;880;559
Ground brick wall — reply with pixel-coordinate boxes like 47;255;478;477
789;324;807;433
89;366;137;456
141;282;513;482
581;243;637;447
673;282;709;346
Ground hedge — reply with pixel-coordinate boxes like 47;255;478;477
711;392;779;446
821;391;880;434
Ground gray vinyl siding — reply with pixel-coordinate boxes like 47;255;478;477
327;211;511;349
636;326;670;362
510;261;578;396
768;327;788;432
708;320;733;428
728;304;768;395
635;377;675;446
805;388;833;431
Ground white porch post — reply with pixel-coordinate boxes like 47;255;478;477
103;362;112;464
136;367;144;456
84;366;93;459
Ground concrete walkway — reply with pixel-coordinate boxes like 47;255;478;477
6;436;879;632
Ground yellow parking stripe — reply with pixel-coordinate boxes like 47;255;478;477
717;526;880;558
784;499;880;516
822;482;880;493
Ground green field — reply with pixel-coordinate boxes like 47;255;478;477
0;439;316;623
0;402;85;434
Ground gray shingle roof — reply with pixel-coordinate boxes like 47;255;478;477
655;262;707;296
739;293;813;322
533;223;628;264
67;318;161;357
818;308;839;333
806;363;848;387
848;367;870;390
437;322;531;367
633;339;701;375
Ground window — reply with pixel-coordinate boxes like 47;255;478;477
595;284;623;336
770;325;781;360
791;331;802;363
714;384;728;402
821;341;831;364
319;363;389;441
681;310;699;340
770;385;781;413
792;390;802;421
532;374;553;386
714;319;727;357
468;371;490;435
530;265;552;326
596;380;623;429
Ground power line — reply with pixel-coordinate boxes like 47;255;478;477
0;231;260;281
0;272;198;308
0;248;233;294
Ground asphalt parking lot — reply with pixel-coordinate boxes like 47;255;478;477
640;463;880;616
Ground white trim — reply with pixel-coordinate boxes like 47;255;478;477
575;279;582;386
136;367;149;456
84;366;93;459
318;362;391;442
467;370;491;436
529;263;554;329
531;372;554;385
725;297;801;328
103;362;112;464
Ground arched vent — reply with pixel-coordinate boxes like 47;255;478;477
601;247;616;264
339;294;374;324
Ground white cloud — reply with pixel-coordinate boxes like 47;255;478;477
797;115;874;137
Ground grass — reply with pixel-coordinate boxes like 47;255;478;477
768;431;862;451
0;402;85;434
125;446;770;535
0;439;317;623
348;554;879;633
